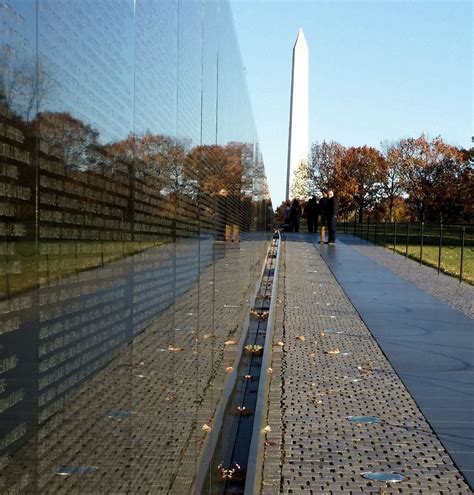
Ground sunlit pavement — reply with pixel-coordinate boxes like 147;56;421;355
261;234;472;494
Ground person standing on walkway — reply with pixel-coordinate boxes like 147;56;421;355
283;201;291;231
327;189;338;244
303;196;318;233
319;191;329;243
290;199;302;232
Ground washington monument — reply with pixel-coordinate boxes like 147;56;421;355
286;28;309;199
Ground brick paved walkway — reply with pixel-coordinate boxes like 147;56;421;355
262;236;471;494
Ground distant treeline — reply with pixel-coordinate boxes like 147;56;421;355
287;136;473;224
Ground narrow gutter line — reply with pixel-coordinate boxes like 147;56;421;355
194;236;278;494
244;232;281;495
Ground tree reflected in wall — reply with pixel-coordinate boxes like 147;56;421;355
0;3;272;490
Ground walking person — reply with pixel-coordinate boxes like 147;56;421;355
290;199;302;232
327;189;338;244
283;201;291;231
304;196;318;233
318;191;329;244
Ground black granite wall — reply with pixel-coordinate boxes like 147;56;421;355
0;1;272;491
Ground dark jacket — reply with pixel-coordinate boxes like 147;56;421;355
290;203;302;221
304;197;318;218
319;197;329;218
326;196;338;217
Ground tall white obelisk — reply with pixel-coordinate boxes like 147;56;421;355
286;28;309;200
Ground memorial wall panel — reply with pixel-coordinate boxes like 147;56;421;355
0;4;38;486
0;0;272;492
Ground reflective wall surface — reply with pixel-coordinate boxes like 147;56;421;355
0;0;272;492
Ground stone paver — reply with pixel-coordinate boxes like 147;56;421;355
261;236;471;494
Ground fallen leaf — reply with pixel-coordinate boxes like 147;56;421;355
236;406;253;416
202;424;211;432
357;362;374;373
217;462;243;481
244;344;263;355
168;346;183;352
250;310;269;320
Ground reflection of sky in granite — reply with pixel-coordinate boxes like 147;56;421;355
135;0;178;141
0;1;272;491
38;0;135;143
1;0;258;148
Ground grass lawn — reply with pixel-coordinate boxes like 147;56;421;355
0;240;162;300
339;223;474;284
390;244;473;284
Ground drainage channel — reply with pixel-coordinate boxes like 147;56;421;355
201;233;280;495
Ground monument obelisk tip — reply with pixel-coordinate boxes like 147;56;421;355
286;29;309;200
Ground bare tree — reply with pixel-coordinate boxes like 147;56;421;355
309;141;346;193
0;55;56;122
380;140;404;221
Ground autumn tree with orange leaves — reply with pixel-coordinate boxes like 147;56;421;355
459;147;474;222
396;135;469;222
106;132;192;197
186;143;245;198
310;142;388;219
341;146;388;223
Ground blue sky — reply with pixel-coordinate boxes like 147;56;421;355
231;0;472;205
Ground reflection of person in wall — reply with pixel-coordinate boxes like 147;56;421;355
290;199;302;232
318;190;329;244
327;189;338;244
